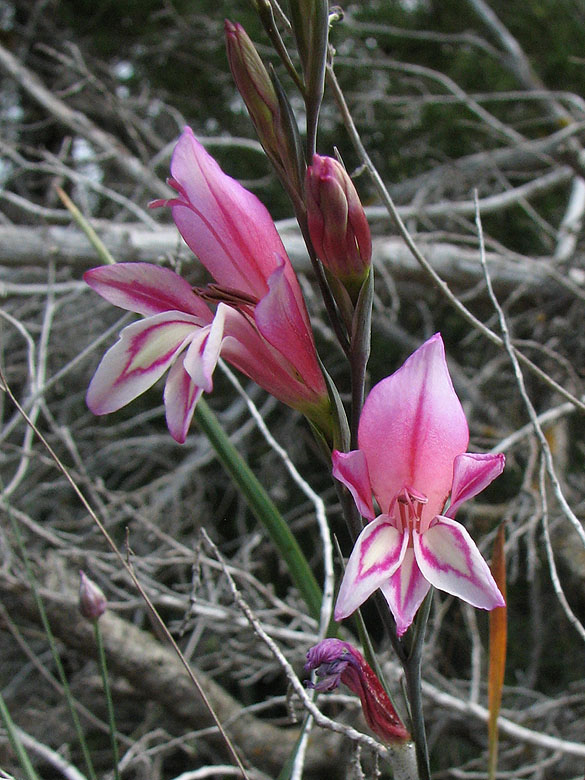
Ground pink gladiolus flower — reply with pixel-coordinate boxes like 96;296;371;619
332;334;505;635
305;639;410;743
85;128;331;443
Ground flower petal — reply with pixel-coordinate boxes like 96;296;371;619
219;309;322;409
331;449;376;520
446;452;506;518
163;358;203;443
414;516;505;609
254;261;326;397
182;302;228;393
84;263;211;318
86;312;198;414
168;127;289;298
379;549;431;636
358;334;469;518
334;516;408;620
163;305;230;442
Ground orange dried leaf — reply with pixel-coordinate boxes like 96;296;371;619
488;523;507;780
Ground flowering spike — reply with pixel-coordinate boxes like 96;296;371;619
79;571;107;622
306;154;372;299
333;334;505;634
305;639;410;744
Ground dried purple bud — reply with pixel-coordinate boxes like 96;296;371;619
305;639;410;744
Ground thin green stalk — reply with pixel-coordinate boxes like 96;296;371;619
94;621;120;780
298;216;351;357
56;186;116;265
349;267;374;450
0;693;40;780
256;0;305;94
194;397;323;622
7;510;98;780
404;590;433;780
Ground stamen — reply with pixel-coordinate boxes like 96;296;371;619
394;487;428;535
193;283;259;307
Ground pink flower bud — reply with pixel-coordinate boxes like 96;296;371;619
79;571;107;622
305;155;372;291
225;20;303;196
305;639;410;744
225;21;279;154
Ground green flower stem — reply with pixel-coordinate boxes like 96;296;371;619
404;590;433;780
194;398;323;623
349;267;373;450
94;621;120;780
56;186;116;265
256;0;305;94
0;693;40;780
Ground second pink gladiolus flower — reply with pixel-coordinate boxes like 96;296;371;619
85;128;330;443
333;334;505;635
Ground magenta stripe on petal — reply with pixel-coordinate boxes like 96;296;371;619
334;516;407;620
84;263;211;318
380;549;431;636
414;516;505;610
164;358;203;443
86;312;199;415
182;303;228;394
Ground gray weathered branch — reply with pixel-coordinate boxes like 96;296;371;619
0;223;565;296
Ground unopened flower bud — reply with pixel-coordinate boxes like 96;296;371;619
225;21;279;152
225;20;303;197
305;155;372;295
305;639;410;744
79;571;107;622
